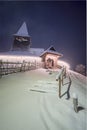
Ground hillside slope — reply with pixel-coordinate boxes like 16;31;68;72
0;68;87;130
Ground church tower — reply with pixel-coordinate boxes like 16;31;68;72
12;22;31;51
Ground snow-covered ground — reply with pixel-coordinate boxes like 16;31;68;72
0;68;87;130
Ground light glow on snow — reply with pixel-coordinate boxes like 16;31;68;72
58;60;70;69
0;55;70;69
0;55;41;62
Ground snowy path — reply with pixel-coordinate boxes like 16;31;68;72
0;68;86;130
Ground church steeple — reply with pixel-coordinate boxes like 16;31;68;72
15;22;30;37
12;22;31;51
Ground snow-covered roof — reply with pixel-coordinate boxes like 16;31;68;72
0;48;44;57
47;45;56;51
13;22;30;37
40;45;63;57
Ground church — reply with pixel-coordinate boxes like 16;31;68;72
2;22;63;69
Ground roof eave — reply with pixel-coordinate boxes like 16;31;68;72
13;34;31;38
40;51;63;57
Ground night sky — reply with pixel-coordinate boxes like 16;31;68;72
0;1;86;69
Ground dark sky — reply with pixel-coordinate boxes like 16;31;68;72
0;1;86;69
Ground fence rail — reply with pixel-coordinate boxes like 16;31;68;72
0;60;43;78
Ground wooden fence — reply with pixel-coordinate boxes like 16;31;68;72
56;67;67;98
0;60;42;78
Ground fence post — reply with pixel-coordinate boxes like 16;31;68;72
28;62;30;70
35;60;36;69
61;71;64;85
72;93;78;113
59;76;61;98
64;67;66;78
24;61;26;72
0;60;2;78
7;61;8;74
20;62;23;72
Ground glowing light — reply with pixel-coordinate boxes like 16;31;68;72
0;55;70;69
0;55;42;63
58;60;70;69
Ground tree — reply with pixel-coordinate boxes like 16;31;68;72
75;64;86;75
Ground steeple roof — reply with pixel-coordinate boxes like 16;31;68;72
14;22;30;37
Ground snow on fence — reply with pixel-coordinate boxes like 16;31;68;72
56;67;66;98
0;60;43;78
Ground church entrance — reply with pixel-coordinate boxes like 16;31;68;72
46;58;54;68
